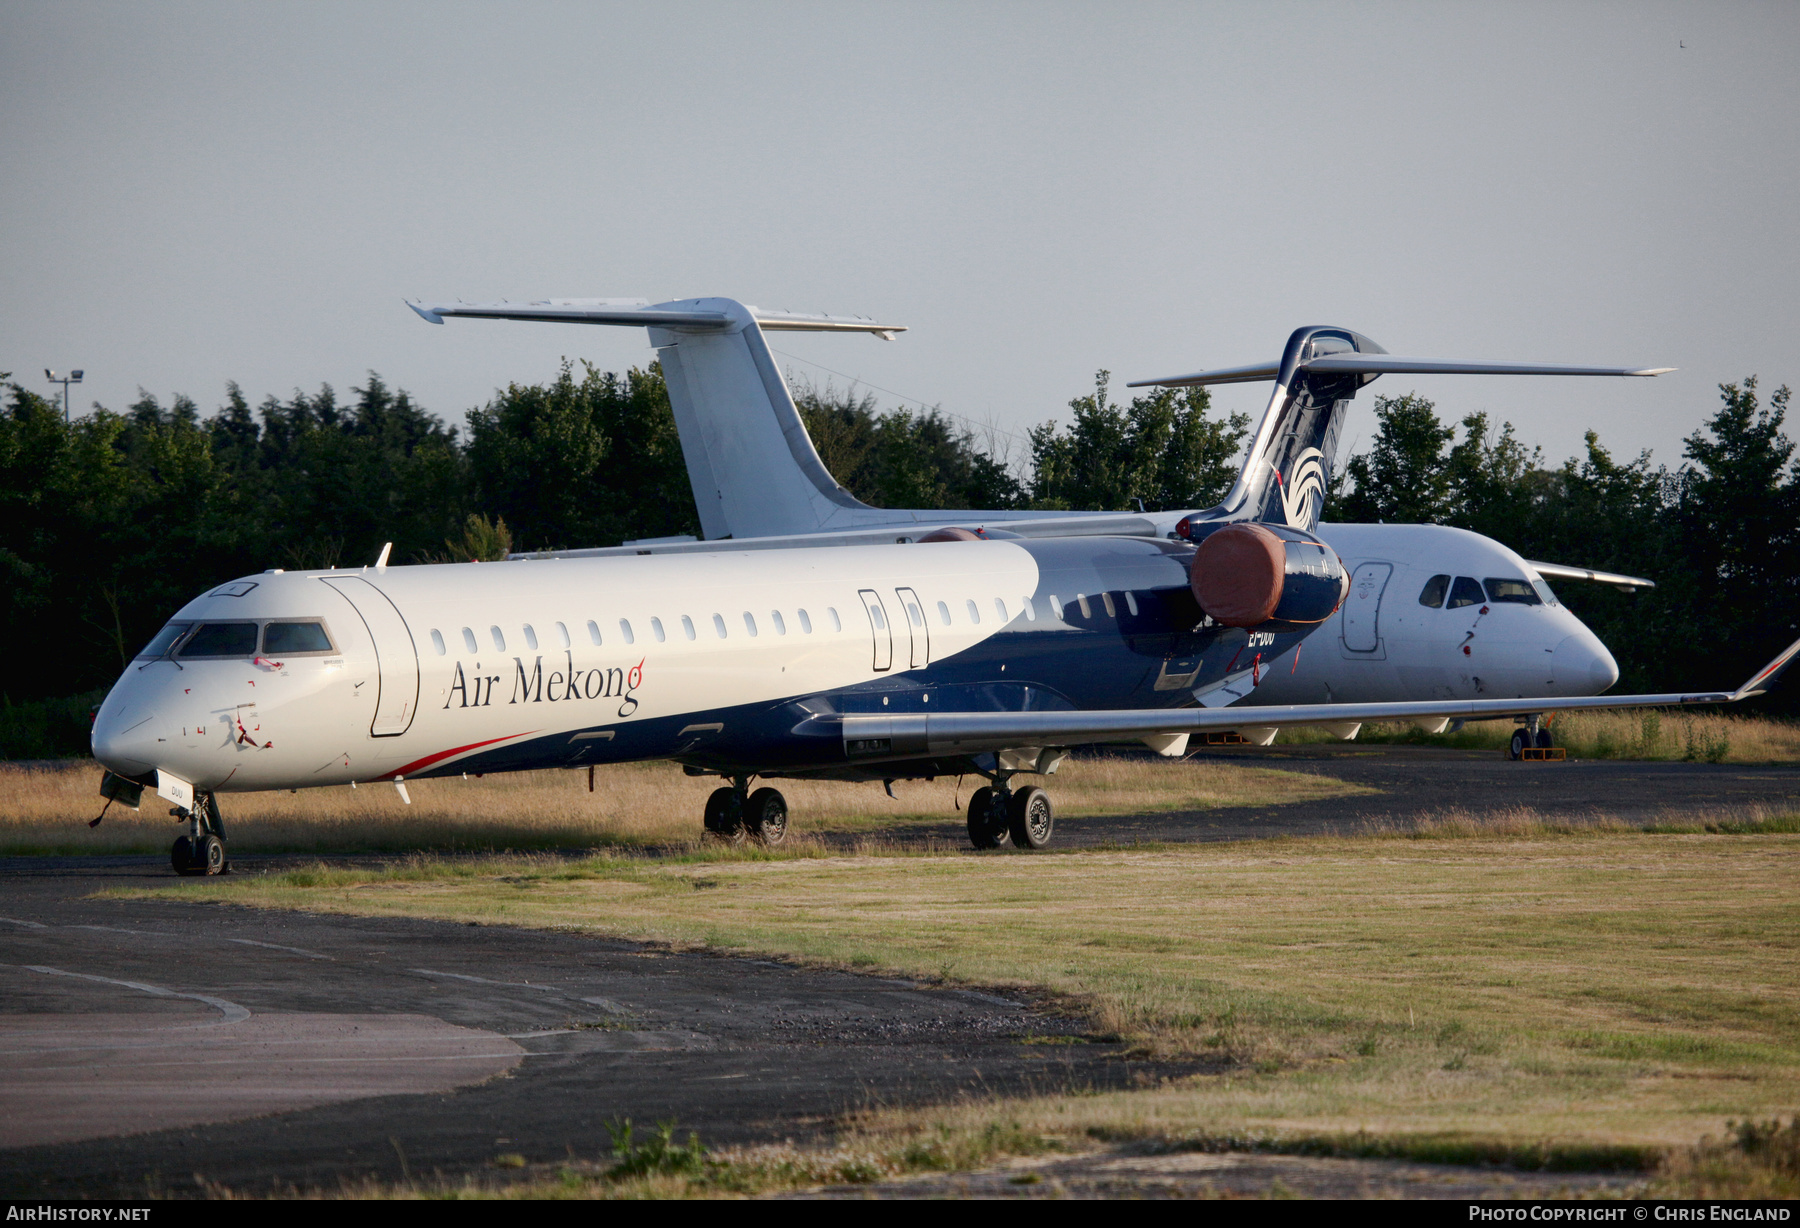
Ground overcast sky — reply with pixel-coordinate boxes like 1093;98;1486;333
4;1;1796;481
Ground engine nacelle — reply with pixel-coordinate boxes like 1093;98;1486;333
1188;522;1348;630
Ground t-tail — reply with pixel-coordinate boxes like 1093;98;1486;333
1130;328;1674;534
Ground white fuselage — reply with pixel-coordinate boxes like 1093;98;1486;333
1246;523;1619;707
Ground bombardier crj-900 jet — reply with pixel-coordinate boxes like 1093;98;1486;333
90;298;1799;873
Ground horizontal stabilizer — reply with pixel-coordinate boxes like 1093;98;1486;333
407;298;904;338
1130;355;1674;388
1527;561;1656;590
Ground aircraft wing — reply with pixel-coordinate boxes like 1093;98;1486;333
836;634;1800;758
1129;356;1674;389
1526;561;1656;589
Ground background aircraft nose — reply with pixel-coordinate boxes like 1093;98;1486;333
91;704;160;777
1554;633;1620;694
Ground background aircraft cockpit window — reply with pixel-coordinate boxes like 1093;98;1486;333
1419;575;1450;608
179;622;259;657
135;621;193;658
618;619;635;645
555;622;570;648
650;617;666;642
965;599;981;624
523;624;539;650
681;615;697;640
462;627;478;653
1447;577;1485;609
263;622;333;654
1483;578;1542;605
799;609;814;633
712;614;728;638
1531;577;1560;607
429;629;446;655
744;612;760;636
586;620;602;646
490;626;506;651
772;610;788;634
827;607;842;631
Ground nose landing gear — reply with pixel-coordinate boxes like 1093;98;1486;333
170;792;229;876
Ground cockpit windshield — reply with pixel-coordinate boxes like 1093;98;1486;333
135;622;193;659
1483;577;1542;605
262;622;334;654
178;622;260;658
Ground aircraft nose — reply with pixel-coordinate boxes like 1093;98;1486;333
91;701;160;777
1554;633;1619;694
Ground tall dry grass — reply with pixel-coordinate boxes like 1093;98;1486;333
0;754;1364;856
1281;709;1799;763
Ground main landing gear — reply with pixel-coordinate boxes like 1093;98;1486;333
966;782;1055;851
1508;717;1556;761
170;792;229;876
702;776;788;846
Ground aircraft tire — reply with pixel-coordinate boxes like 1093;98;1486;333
170;837;194;875
1007;786;1054;850
1535;728;1554;750
965;787;1009;850
746;787;788;846
1509;727;1530;760
703;786;745;844
194;834;226;876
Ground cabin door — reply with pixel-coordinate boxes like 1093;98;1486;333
320;576;421;736
858;589;894;672
1340;562;1393;655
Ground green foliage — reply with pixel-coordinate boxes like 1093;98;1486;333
793;382;1025;510
1027;372;1250;512
604;1119;709;1178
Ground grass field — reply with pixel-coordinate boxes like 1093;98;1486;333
0;755;1367;856
1279;709;1800;764
131;813;1800;1195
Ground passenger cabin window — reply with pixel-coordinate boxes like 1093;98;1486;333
1447;577;1485;609
1076;594;1092;618
712;614;728;638
965;599;980;624
994;597;1009;622
1100;593;1116;618
430;629;446;655
866;606;883;631
771;610;788;634
1483;577;1541;605
1124;592;1139;616
490;626;506;651
263;622;333;654
136;622;193;659
179;622;259;658
462;627;478;653
798;609;813;633
743;612;759;636
681;615;697;640
618;619;635;645
1021;596;1035;620
1418;574;1450;608
555;622;571;648
905;601;922;627
1048;595;1063;619
523;624;538;650
936;601;951;626
650;617;666;642
587;620;602;646
828;607;842;631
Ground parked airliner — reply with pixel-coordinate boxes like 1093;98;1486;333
89;299;1798;873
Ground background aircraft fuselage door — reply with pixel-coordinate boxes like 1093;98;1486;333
894;586;928;668
858;588;893;672
1341;562;1393;654
320;576;420;736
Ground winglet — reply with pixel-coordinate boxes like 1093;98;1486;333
1732;633;1800;700
406;300;445;325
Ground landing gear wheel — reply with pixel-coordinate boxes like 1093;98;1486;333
1534;728;1554;750
194;833;226;875
965;786;1011;850
744;787;788;846
170;837;193;874
703;786;745;844
1509;727;1531;760
1007;786;1054;850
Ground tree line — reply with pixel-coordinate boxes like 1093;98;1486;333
0;359;1793;755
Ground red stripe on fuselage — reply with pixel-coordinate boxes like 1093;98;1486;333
390;733;536;778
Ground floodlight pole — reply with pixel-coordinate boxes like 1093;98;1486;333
44;369;84;423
